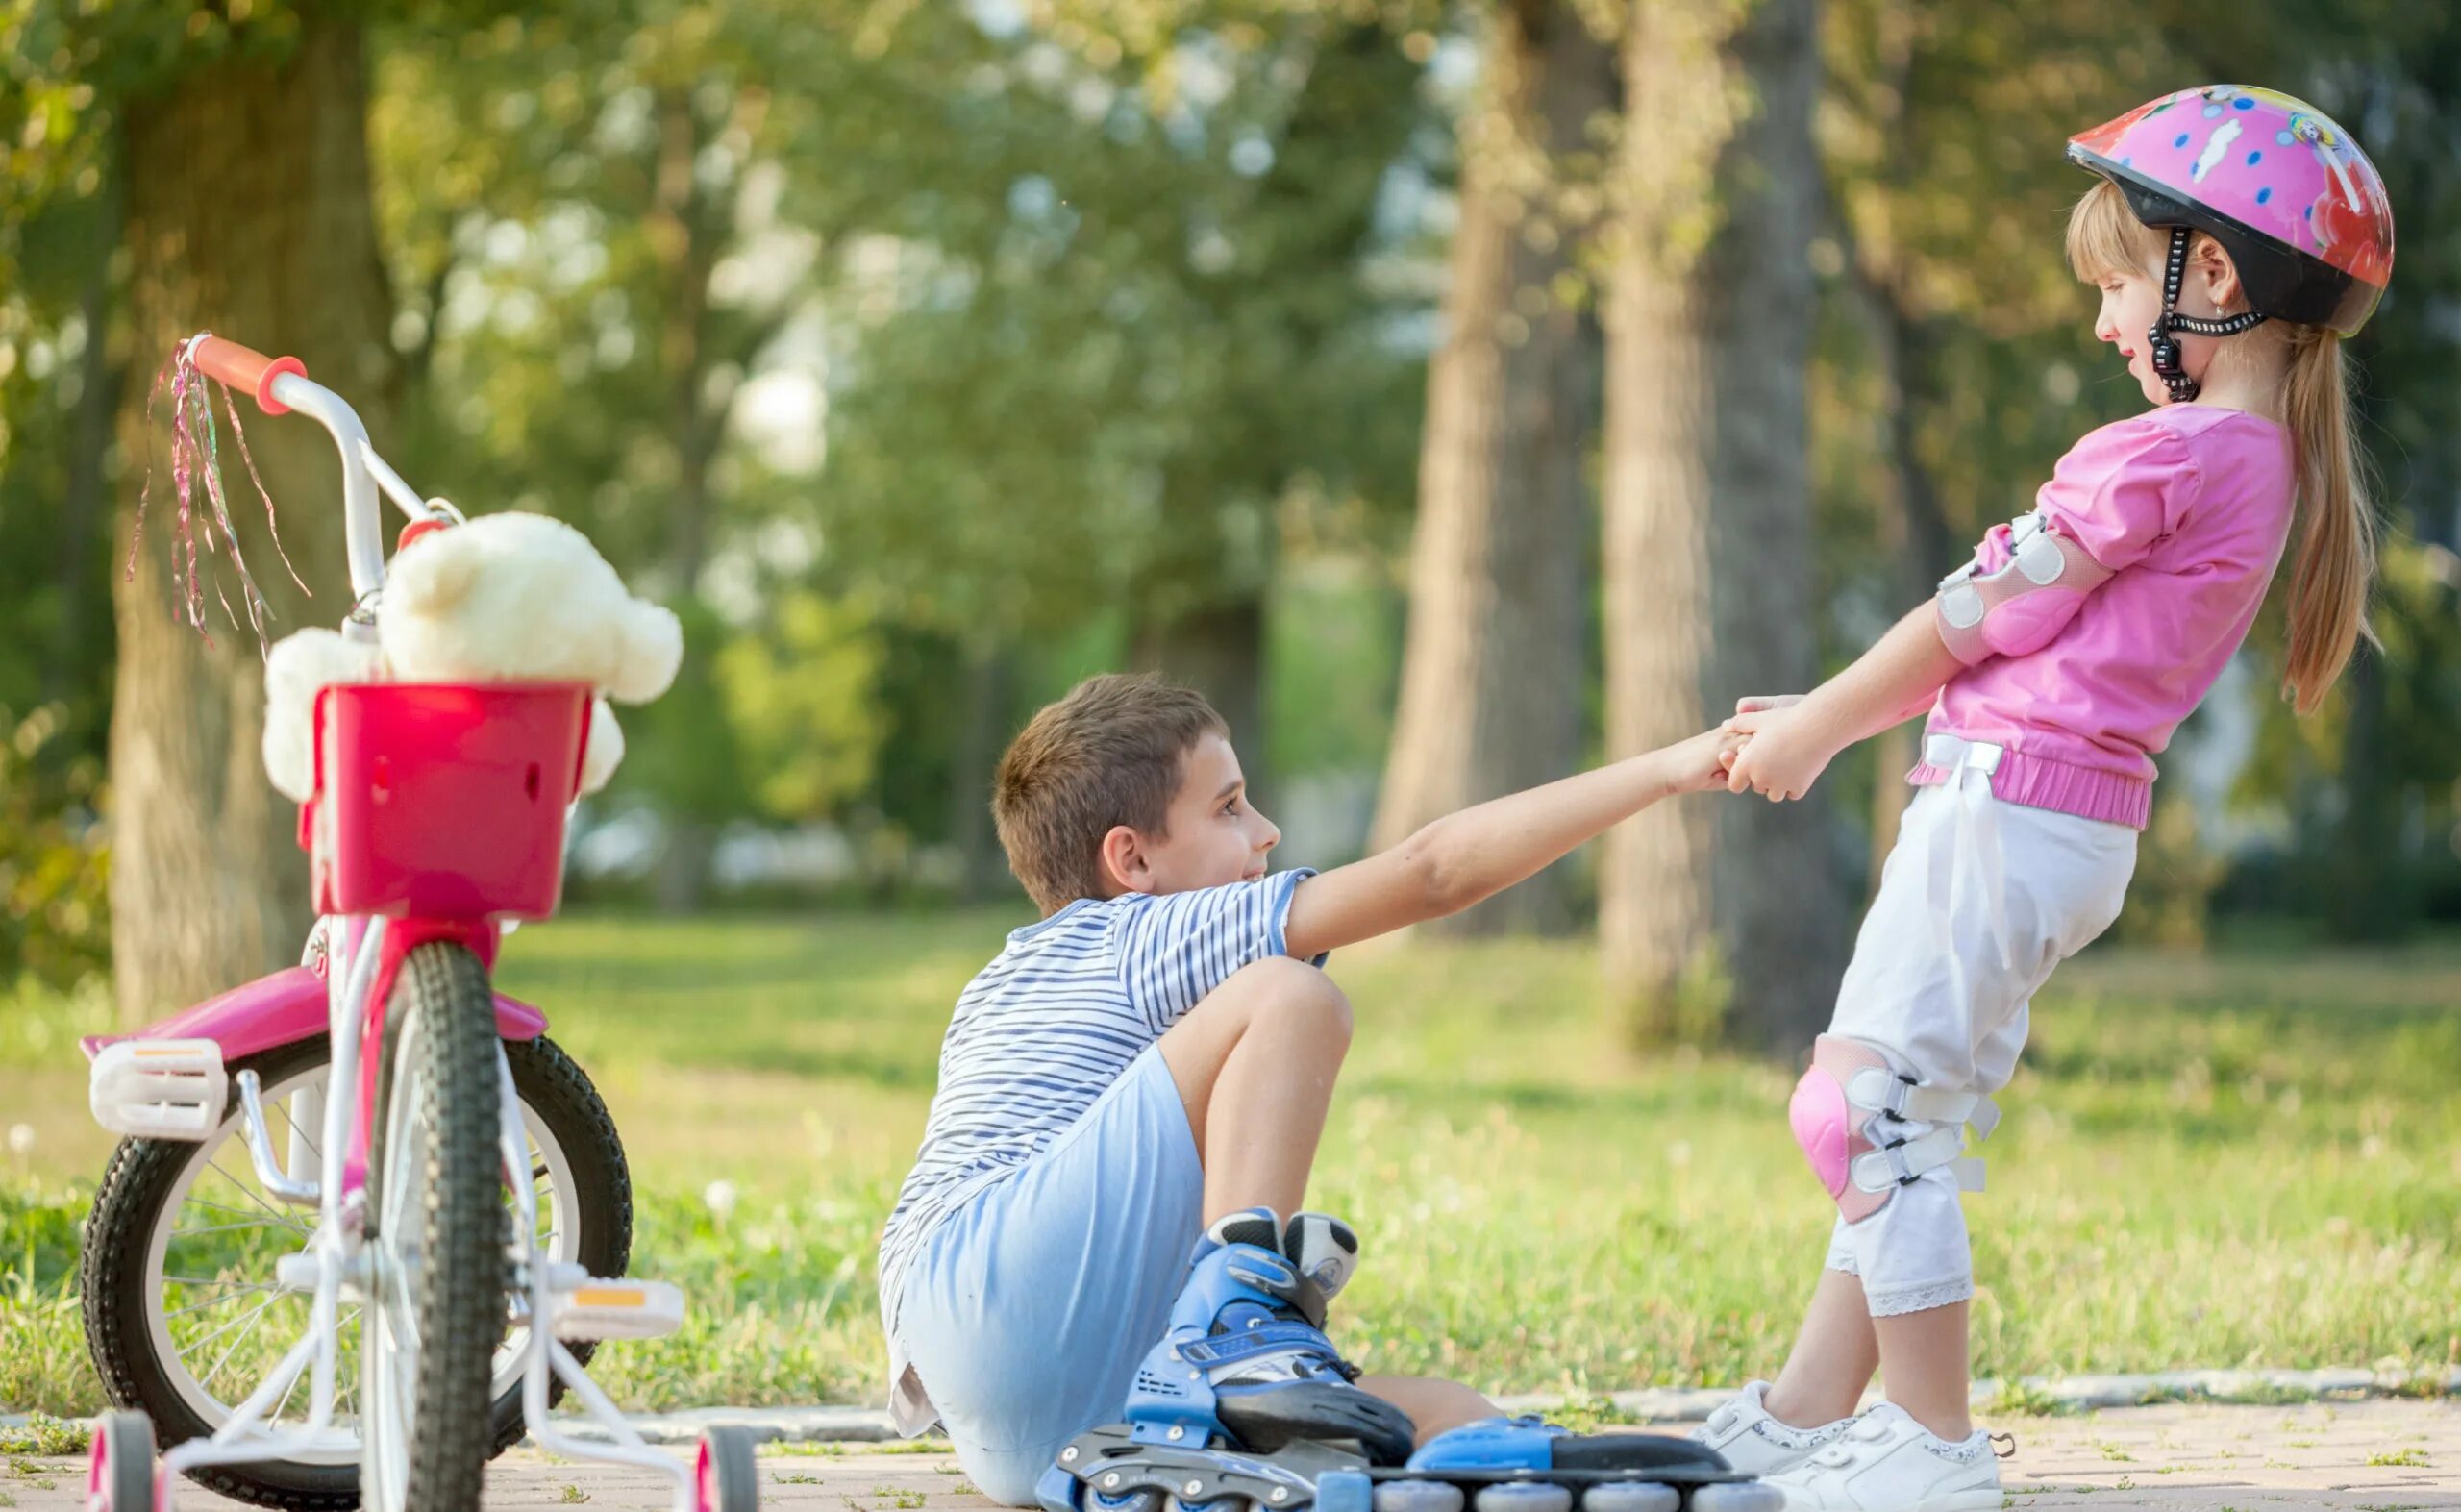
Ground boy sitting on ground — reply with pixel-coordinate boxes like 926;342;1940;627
879;673;1728;1504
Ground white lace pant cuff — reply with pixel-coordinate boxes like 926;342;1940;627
1865;1276;1976;1317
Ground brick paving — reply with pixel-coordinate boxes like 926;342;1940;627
10;1398;2455;1509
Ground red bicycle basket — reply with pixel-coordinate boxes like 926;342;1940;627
307;682;592;920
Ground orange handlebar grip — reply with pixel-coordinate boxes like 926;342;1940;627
190;335;309;415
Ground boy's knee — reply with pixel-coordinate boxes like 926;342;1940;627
1230;955;1352;1041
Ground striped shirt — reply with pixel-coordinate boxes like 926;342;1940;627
876;870;1314;1347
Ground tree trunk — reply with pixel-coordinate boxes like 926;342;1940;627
51;189;121;709
946;642;1012;903
1860;285;1958;895
645;87;723;912
2324;650;2406;940
1372;0;1611;937
1131;595;1269;802
1600;0;1845;1053
1840;6;1956;896
108;17;396;1027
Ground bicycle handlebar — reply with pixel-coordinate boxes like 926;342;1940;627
188;335;310;416
185;332;387;599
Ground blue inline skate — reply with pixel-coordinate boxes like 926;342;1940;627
1127;1207;1416;1461
1039;1212;1777;1512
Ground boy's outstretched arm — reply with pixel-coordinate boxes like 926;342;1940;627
1726;601;1964;801
1282;728;1731;960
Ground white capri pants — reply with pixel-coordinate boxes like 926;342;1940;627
1821;739;2137;1317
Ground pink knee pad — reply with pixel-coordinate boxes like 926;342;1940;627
1790;1035;1991;1223
1789;1036;1898;1222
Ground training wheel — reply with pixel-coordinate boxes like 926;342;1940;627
1578;1485;1677;1512
695;1426;762;1512
1470;1485;1572;1512
1687;1485;1783;1512
88;1411;160;1512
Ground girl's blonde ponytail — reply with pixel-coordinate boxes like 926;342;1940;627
2277;324;2377;715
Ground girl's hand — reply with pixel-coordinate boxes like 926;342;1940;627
1723;704;1837;802
1719;694;1802;772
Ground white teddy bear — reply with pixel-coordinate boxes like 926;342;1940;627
261;511;682;805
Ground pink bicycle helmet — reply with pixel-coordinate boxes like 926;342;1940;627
2068;85;2394;399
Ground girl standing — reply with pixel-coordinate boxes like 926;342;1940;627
1699;85;2395;1512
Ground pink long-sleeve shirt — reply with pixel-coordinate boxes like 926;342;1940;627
1910;405;2297;830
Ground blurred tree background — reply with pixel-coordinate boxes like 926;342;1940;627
3;0;2455;1042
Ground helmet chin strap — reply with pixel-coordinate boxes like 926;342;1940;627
2148;226;2268;403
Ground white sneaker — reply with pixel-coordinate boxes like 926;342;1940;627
1763;1402;2003;1511
1689;1380;1853;1477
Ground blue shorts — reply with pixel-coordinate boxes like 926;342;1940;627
891;1046;1205;1505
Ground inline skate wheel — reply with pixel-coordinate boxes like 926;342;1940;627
1472;1484;1573;1512
1316;1468;1376;1512
1688;1484;1784;1512
1578;1485;1677;1512
88;1411;159;1512
1093;1489;1166;1512
1373;1480;1465;1512
696;1425;762;1512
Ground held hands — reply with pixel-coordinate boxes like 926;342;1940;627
1718;694;1836;803
1661;725;1743;796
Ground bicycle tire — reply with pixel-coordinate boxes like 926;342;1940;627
361;941;509;1512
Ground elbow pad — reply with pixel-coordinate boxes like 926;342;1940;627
1933;509;2113;665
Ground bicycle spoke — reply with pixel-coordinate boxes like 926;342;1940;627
180;1196;298;1225
163;1274;260;1287
203;1158;313;1235
190;1291;286;1388
335;1302;362;1424
162;1283;277;1320
167;1218;292;1241
269;1335;309;1427
276;1096;324;1163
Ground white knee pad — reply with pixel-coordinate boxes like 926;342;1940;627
1788;1035;1999;1222
1934;509;2112;665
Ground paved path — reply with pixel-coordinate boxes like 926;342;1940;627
9;1400;2455;1509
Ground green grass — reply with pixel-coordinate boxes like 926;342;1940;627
5;913;2460;1416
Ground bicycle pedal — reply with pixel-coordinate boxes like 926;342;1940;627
550;1277;684;1341
88;1038;228;1141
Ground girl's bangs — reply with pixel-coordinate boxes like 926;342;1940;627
2065;178;2166;282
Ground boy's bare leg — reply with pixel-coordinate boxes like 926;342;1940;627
1357;1376;1501;1446
1764;1267;1880;1428
1157;955;1352;1224
1159;961;1501;1442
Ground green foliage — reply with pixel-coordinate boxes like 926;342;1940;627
817;11;1431;641
2112;795;2227;948
716;590;889;823
0;1415;84;1458
618;601;747;825
0;706;109;990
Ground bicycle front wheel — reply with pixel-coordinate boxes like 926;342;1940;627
361;941;507;1512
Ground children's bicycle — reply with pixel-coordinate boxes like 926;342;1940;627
81;335;761;1512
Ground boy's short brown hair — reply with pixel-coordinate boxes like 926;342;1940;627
994;673;1228;915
